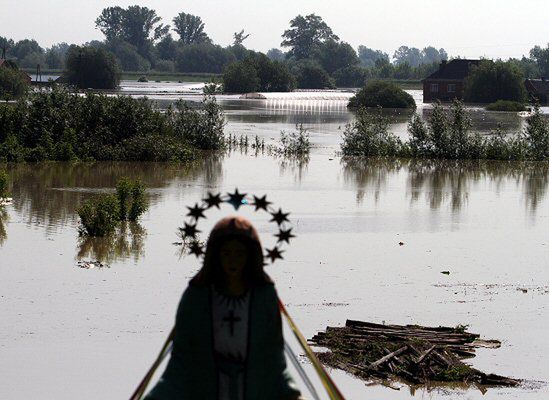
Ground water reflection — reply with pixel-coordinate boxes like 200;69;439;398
77;222;146;264
0;207;8;246
278;155;310;183
6;156;224;230
342;158;549;212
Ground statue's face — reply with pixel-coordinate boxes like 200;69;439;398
219;239;248;281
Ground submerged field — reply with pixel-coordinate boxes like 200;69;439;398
1;85;548;399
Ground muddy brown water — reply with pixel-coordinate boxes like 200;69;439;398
1;86;548;399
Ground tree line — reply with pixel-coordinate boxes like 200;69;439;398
1;7;548;90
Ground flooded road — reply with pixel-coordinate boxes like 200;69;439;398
1;84;548;399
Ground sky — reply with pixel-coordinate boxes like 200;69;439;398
1;0;548;59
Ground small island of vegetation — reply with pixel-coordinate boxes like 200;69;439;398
348;80;416;109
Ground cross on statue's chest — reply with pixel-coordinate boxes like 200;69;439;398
223;310;241;336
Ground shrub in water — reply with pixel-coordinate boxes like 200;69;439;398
523;105;549;161
77;194;120;237
278;125;311;156
348;80;416;109
485;100;527;112
116;177;148;222
341;108;403;157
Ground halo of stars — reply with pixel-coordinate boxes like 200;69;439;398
179;189;294;265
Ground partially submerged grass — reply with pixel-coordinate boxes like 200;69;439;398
0;169;8;200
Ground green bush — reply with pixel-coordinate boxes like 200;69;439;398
294;60;334;89
348;80;416;109
485;100;527;112
223;62;259;93
464;60;526;103
65;45;121;89
0;86;225;161
0;65;30;100
341;108;403;157
116;177;148;221
77;194;120;237
341;100;549;161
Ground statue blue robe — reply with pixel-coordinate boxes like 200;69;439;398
144;283;301;400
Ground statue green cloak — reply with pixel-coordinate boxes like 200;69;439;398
144;283;301;400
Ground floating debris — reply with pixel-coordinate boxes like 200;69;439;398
310;320;520;387
77;260;110;269
441;270;451;275
398;241;405;246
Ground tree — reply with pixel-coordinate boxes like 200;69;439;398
333;65;368;87
292;60;334;89
65;45;120;89
281;14;339;59
96;6;169;56
223;62;259;93
357;46;389;68
223;55;295;93
172;12;210;45
156;35;178;60
0;63;30;100
313;39;359;74
348;81;416;109
233;30;250;46
176;43;235;73
266;48;285;61
530;44;549;77
464;60;527;103
421;46;447;64
393;46;422;67
11;39;43;61
45;43;70;69
105;39;150;71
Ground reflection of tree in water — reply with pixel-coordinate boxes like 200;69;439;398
6;156;225;231
343;157;548;213
77;222;146;264
0;207;8;246
342;157;403;204
278;155;310;183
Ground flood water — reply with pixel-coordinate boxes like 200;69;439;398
1;83;548;400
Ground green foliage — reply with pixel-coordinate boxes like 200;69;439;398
523;105;549;160
176;43;235;73
173;13;210;45
281;14;339;60
342;100;549;161
78;194;120;237
312;39;359;74
95;6;169;56
0;169;8;200
65;45;121;89
530;44;549;77
485;100;527;112
223;55;295;93
435;365;474;382
0;65;30;100
0;86;225;161
348;80;416;109
357;46;390;68
292;60;334;89
116;177;148;221
464;60;527;103
333;65;368;87
341;108;403;157
278;125;311;156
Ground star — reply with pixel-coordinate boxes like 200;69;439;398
186;203;206;221
275;228;295;244
265;246;284;263
203;192;223;209
226;189;247;210
252;194;272;212
180;222;201;239
189;241;204;257
269;208;290;225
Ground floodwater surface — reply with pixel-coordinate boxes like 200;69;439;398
1;85;548;399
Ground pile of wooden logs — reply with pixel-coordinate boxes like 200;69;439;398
310;320;520;386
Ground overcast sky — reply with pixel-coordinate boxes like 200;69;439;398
1;0;548;59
